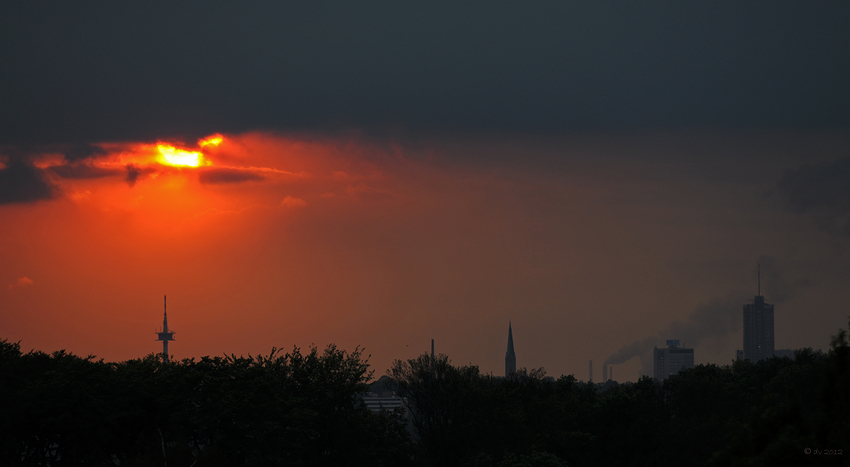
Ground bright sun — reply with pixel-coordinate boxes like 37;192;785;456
156;143;211;167
156;134;224;167
154;134;223;167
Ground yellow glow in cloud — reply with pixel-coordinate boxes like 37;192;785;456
157;144;209;167
199;134;224;148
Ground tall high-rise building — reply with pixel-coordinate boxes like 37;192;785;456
505;322;516;377
653;340;694;380
743;295;774;362
742;265;774;362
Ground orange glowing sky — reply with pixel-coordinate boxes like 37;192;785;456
2;131;849;380
2;3;850;384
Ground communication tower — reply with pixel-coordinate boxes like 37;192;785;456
156;295;175;362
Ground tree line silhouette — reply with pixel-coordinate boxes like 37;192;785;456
1;320;847;466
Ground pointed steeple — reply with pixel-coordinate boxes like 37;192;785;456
505;321;516;377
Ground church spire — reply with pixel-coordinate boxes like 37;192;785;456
505;321;516;377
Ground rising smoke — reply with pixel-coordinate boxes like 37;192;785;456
604;258;810;377
778;157;850;238
757;255;811;304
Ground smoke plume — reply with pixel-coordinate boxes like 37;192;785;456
778;158;850;238
605;259;810;377
757;255;811;304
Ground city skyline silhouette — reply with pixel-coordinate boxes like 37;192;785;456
1;3;848;382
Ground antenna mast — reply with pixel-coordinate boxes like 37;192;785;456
156;294;175;362
758;262;761;296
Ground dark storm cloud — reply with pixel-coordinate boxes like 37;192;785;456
63;144;108;162
1;2;848;144
778;158;850;237
124;164;160;187
50;164;122;179
198;168;264;184
0;159;58;204
125;164;142;187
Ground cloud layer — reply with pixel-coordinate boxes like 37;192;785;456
779;158;850;237
1;2;848;144
8;277;34;289
0;159;57;204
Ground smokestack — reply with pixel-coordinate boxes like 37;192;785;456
431;339;435;373
602;363;608;382
589;360;593;382
609;366;613;381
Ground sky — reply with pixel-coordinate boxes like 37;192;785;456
2;2;850;381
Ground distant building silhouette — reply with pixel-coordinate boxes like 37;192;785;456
362;376;410;436
156;295;175;362
653;340;694;380
505;322;516;377
742;265;774;362
362;393;407;413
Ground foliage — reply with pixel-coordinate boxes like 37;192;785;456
710;319;850;467
0;342;411;466
386;320;850;467
498;447;569;467
2;318;849;466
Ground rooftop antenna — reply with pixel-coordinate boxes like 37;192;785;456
156;295;175;362
758;262;761;297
